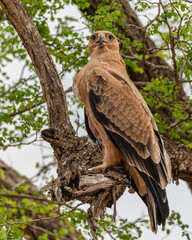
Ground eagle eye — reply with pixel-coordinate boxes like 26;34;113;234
108;34;114;40
91;34;97;40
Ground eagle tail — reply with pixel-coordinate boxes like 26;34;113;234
131;170;169;233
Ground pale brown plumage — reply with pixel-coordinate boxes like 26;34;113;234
73;30;172;233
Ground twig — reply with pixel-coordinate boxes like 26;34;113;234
122;54;173;72
87;207;98;240
112;187;117;222
0;192;84;212
30;161;56;181
125;23;143;31
5;225;12;240
23;2;65;11
59;56;88;75
0;214;61;226
0;215;9;224
179;60;188;78
182;0;192;2
9;98;45;118
30;225;68;240
105;229;116;240
0;192;60;203
65;87;73;94
69;201;87;213
1;132;39;148
167;116;192;131
142;0;161;59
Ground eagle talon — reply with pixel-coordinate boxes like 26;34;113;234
88;164;108;174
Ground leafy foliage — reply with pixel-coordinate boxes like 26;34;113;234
85;1;125;34
0;75;47;149
0;186;75;239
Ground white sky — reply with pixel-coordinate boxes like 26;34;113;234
1;2;192;240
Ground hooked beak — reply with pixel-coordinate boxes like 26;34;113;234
99;34;104;45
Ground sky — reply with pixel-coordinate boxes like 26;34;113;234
1;1;192;240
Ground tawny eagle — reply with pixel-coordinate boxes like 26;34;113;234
73;30;171;233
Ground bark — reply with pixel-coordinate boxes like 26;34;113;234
0;160;80;240
0;0;192;238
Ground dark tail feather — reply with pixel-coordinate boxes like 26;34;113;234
131;171;169;232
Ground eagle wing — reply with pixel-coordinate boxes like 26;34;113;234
87;67;171;189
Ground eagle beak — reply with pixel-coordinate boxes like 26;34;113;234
99;34;104;45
